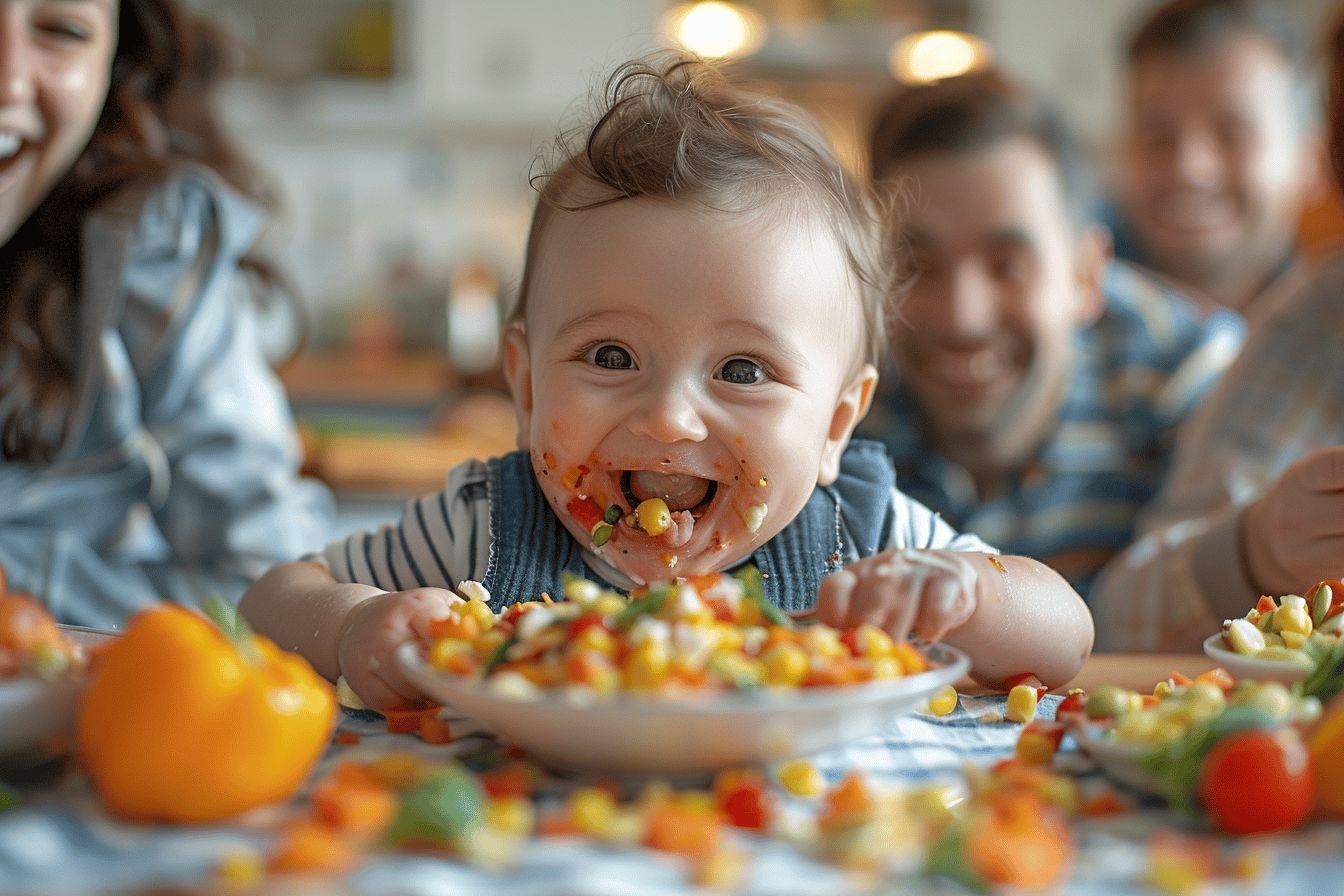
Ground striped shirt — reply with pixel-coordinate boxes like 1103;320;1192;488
859;261;1244;600
1092;253;1344;651
314;463;994;595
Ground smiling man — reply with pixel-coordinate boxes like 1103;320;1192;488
1113;0;1318;314
860;71;1244;598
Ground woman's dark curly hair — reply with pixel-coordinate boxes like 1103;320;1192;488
0;0;289;462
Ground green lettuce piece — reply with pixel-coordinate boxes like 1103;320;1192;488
386;765;485;847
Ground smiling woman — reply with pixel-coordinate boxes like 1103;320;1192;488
0;0;332;625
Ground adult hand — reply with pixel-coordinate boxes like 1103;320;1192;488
1241;446;1344;597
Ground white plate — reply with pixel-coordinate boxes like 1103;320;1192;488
1202;633;1313;685
0;627;115;774
1069;721;1167;797
398;641;970;774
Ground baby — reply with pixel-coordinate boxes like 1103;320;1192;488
241;55;1094;709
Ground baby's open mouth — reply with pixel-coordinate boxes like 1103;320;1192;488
620;470;719;518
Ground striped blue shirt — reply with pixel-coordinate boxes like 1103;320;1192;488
859;261;1244;599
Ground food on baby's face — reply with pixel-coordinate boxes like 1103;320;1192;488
1217;584;1344;668
420;570;930;699
536;442;777;583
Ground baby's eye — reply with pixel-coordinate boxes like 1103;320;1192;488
717;358;765;385
590;344;636;370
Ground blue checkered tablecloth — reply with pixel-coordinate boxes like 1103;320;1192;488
1;693;1341;895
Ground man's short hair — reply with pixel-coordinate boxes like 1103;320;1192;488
1126;0;1313;123
868;70;1095;228
1127;0;1304;68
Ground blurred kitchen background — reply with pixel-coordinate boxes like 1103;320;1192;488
190;0;1342;536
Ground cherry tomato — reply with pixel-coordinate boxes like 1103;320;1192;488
1198;729;1314;835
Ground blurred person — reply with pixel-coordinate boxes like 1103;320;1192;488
1092;10;1344;651
241;54;1093;709
861;71;1243;598
0;0;332;627
1114;0;1319;314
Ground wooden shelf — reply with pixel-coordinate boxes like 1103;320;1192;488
279;353;458;406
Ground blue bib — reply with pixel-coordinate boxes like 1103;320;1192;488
481;440;894;612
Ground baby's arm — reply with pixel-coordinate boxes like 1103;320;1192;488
941;553;1092;688
241;562;463;709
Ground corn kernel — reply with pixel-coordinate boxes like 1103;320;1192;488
1227;618;1266;655
573;626;618;656
569;788;617;837
1006;684;1039;723
761;642;808;687
1274;605;1313;637
778;759;824;797
1153;680;1173;699
428;638;474;671
623;640;670;690
742;503;768;533
635;498;673;536
1016;730;1058;765
474;628;508;661
487;796;535;837
563;577;602;604
870;656;902;679
593;593;629;617
459;598;497;631
803;626;846;660
927;684;958;716
855;624;896;658
215;847;264;887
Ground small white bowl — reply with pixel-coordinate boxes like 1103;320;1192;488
1069;722;1167;797
0;627;114;773
398;641;969;775
1202;633;1313;685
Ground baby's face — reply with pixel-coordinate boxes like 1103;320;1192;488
505;197;875;585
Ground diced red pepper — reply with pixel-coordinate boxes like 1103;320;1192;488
1195;667;1236;692
384;705;438;734
566;495;604;530
1255;595;1277;615
418;714;453;745
481;764;534;798
1023;720;1066;749
567;614;610;640
1169;671;1193;687
1080;788;1130;817
720;782;771;830
1057;690;1087;715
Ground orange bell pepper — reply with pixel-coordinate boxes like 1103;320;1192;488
1309;694;1344;817
77;599;336;823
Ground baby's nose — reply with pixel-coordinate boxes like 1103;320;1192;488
626;384;709;443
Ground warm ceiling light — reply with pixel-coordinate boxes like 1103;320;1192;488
889;30;990;84
661;2;766;60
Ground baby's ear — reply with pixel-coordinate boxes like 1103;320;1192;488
502;323;534;450
818;364;878;485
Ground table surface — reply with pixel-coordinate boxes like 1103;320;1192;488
1067;653;1214;693
3;649;1334;896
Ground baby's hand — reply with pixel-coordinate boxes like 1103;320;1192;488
337;588;464;710
816;550;980;642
